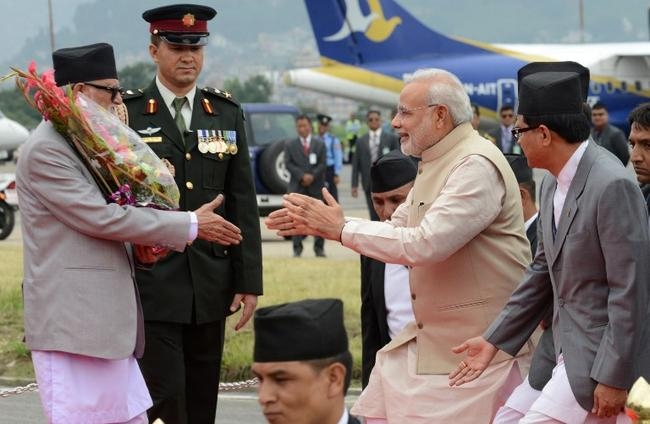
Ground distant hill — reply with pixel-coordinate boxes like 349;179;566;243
2;0;648;89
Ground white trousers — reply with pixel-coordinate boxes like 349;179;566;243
31;350;151;424
494;355;630;424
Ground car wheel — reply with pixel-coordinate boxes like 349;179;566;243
259;140;289;194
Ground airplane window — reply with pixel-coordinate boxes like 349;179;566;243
605;82;614;93
636;81;643;91
590;81;601;94
620;81;627;91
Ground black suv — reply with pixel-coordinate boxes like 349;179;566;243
242;103;299;216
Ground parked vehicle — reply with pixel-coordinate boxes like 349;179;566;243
0;111;29;163
242;103;299;216
0;177;16;240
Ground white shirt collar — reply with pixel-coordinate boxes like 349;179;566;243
524;211;538;231
556;140;588;195
336;407;348;424
155;76;196;113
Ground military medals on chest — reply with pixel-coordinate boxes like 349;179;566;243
208;132;218;154
216;130;228;153
197;129;210;153
196;129;237;159
224;130;238;154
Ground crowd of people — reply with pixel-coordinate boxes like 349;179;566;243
12;3;650;424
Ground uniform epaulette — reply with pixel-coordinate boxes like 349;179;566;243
121;88;145;101
201;86;239;106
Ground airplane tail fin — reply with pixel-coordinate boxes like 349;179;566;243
304;0;485;65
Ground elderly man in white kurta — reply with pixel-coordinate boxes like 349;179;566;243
266;69;533;423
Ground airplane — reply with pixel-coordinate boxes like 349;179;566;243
286;0;650;132
0;110;29;163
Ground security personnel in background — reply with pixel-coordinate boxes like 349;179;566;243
317;113;343;201
122;4;263;424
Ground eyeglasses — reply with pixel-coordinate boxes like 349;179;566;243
395;104;439;121
511;126;540;141
84;82;124;102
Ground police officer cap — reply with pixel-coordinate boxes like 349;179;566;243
143;4;217;46
53;42;117;87
253;299;349;362
504;154;533;184
370;149;417;194
317;114;333;126
517;61;589;116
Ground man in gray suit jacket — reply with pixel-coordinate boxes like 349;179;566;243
450;62;650;422
285;114;327;256
351;110;400;220
18;43;240;424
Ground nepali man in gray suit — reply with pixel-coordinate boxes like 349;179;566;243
17;43;241;424
449;61;650;423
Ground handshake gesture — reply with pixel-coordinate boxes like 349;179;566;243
194;194;242;245
135;194;242;264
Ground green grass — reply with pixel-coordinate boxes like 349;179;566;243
0;246;363;383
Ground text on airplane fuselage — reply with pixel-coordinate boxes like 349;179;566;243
463;82;498;96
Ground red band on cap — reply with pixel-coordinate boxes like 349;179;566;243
149;19;207;34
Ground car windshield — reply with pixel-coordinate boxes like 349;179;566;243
250;112;295;146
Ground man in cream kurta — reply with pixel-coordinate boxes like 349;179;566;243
266;69;532;423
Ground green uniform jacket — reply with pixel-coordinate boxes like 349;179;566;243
124;81;263;324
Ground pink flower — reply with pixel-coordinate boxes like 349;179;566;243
41;69;60;94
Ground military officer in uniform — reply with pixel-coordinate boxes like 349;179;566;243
122;5;263;424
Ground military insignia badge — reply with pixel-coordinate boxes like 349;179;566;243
201;98;214;115
138;126;162;136
182;13;196;27
145;98;157;115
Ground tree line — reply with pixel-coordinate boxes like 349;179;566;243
0;61;272;129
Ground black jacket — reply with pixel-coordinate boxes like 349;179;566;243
360;255;391;388
124;81;263;324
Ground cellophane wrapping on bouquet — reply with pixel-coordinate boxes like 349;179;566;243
69;94;179;210
6;61;180;263
627;377;650;423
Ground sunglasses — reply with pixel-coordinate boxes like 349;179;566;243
511;126;540;141
84;82;124;102
501;113;514;118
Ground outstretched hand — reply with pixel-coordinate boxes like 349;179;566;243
194;194;242;245
448;336;498;387
265;188;346;241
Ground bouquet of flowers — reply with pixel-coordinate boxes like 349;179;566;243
5;62;180;263
627;377;650;423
